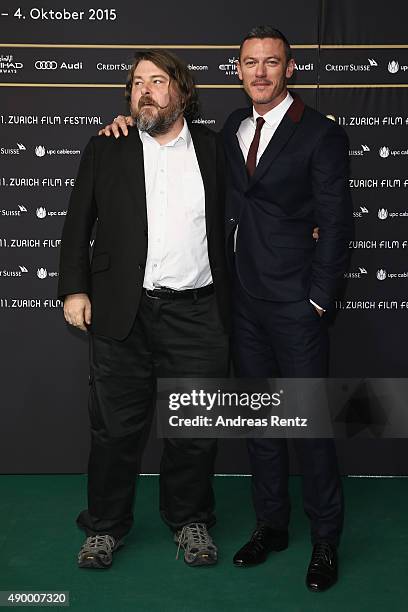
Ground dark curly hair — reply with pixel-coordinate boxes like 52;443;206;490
125;49;199;121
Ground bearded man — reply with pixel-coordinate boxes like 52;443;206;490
58;50;230;569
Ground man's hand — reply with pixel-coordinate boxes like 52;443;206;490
98;115;133;138
64;293;91;331
313;226;319;240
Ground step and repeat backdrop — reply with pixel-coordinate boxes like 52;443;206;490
1;0;407;473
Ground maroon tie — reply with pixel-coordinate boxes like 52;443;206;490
246;116;265;177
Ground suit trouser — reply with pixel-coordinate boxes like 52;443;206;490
232;274;344;547
77;290;229;540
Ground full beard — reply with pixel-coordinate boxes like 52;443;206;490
132;96;183;136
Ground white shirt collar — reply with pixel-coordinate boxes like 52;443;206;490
139;117;190;147
253;91;293;127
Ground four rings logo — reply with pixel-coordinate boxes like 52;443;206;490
35;61;58;70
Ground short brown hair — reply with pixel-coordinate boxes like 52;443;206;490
125;49;199;120
239;26;292;63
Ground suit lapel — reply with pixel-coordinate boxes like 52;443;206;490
249;93;305;188
190;125;216;236
120;127;147;228
248;114;297;187
224;108;251;189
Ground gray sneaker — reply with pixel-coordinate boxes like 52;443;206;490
174;523;218;566
77;534;122;569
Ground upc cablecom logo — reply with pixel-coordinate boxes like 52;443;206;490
36;207;47;218
388;61;399;73
388;60;408;73
379;147;390;158
35;146;46;157
37;268;48;279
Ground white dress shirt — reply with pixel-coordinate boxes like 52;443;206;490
236;92;323;311
236;91;293;163
140;119;212;290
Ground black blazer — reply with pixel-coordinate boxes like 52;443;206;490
222;93;353;310
58;124;230;340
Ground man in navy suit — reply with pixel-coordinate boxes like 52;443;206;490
222;26;352;591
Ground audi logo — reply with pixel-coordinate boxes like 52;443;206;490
35;60;58;70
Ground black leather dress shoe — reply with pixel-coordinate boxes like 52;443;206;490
233;525;289;567
306;541;338;592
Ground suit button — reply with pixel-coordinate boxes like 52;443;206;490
144;229;148;237
228;218;235;224
138;263;145;270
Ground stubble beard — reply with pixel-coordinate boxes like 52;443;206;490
132;95;183;136
246;75;287;106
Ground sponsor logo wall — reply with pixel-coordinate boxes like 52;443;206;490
0;0;407;473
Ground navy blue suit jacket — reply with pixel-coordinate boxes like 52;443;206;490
222;93;353;311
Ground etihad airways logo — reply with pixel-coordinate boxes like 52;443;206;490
219;57;238;76
0;54;24;75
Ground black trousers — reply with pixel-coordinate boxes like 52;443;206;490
77;290;229;540
232;275;344;547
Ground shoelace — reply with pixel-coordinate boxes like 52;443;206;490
86;535;115;551
175;523;211;560
310;542;334;566
245;525;272;554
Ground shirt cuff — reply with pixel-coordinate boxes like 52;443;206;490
309;299;325;312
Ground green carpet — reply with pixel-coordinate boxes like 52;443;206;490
0;475;407;611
